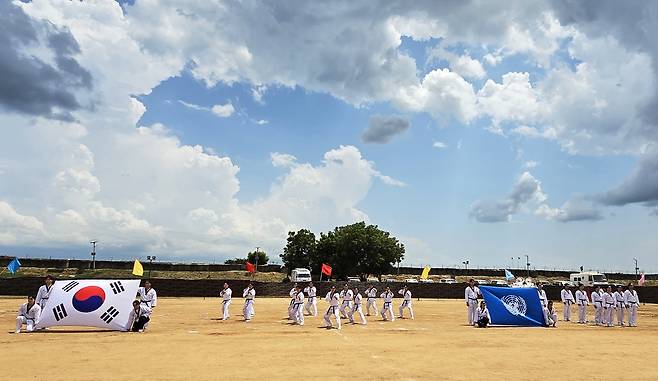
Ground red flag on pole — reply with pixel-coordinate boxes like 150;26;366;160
639;272;645;286
246;262;256;273
321;263;332;277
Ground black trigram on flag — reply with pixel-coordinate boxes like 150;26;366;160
110;281;125;294
100;306;120;324
62;281;79;292
53;303;68;321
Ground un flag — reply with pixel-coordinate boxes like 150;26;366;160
480;286;546;327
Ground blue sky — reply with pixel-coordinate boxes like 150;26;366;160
1;1;657;272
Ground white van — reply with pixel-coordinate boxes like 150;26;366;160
569;271;608;287
291;268;312;282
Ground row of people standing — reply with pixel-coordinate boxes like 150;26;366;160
559;283;640;327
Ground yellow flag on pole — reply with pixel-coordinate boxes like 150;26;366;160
420;265;430;280
132;259;144;276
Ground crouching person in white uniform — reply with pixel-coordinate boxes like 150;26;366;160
476;301;490;328
380;286;395;321
128;300;151;332
465;279;480;326
323;285;341;329
348;287;367;325
543;301;558;327
220;283;232;320
243;283;256;322
16;296;41;333
304;282;317;317
624;283;640;327
398;286;414;319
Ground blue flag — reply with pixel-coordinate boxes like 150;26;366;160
6;258;21;274
504;269;515;281
480;286;545;327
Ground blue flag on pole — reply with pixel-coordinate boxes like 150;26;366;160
7;258;21;274
504;269;515;281
480;286;545;327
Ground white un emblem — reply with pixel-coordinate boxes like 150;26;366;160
501;295;527;316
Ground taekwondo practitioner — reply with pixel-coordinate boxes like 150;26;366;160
339;284;353;319
243;283;256;322
348;287;367;325
220;282;232;320
287;283;298;319
624;283;639;327
304;282;317;316
465;279;480;326
560;285;575;322
398;285;414;319
543;300;558;327
603;286;615;327
613;285;627;326
15;295;41;334
575;283;589;324
537;283;547;308
365;284;378;316
476;301;490;328
127;300;152;332
323;285;341;329
291;285;305;326
137;280;158;309
35;275;55;310
591;286;603;325
380;286;395;321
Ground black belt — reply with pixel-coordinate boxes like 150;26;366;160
402;300;409;306
327;306;337;314
222;300;230;304
628;301;637;304
383;302;391;307
293;302;303;306
468;297;477;300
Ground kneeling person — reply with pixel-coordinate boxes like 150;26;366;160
476;301;490;328
16;296;41;334
128;300;152;332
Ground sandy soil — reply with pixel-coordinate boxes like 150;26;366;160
1;297;656;381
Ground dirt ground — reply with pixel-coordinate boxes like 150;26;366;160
1;297;657;381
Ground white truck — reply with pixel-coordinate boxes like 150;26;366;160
290;268;312;282
569;271;608;287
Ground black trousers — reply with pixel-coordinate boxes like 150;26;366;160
477;317;489;328
132;316;150;332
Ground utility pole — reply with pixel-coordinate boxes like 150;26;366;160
90;240;98;270
462;260;469;273
147;255;156;278
634;258;639;281
525;254;530;278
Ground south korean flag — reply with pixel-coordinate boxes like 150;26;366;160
35;279;140;331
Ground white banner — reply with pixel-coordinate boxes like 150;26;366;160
35;279;140;331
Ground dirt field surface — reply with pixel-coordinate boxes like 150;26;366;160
1;297;657;381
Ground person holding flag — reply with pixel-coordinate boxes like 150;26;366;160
476;301;490;328
613;285;627;326
127;300;152;332
220;283;232;320
464;279;480;326
339;284;353;319
137;280;158;309
15;295;41;333
242;283;256;322
36;275;55;310
365;284;378;316
560;285;575;322
303;282;317;317
624;283;640;327
348;287;367;325
398;285;414;319
323;285;341;329
575;284;590;324
543;300;558;327
380;286;395;321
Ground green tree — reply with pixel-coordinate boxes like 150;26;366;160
280;229;316;274
224;258;246;265
312;222;404;279
247;250;269;266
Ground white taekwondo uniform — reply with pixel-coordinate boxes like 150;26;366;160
380;290;395;321
476;306;490;327
624;289;639;327
537;288;547;307
365;287;378;316
303;285;317;316
323;291;341;329
288;287;297;317
465;286;480;325
398;289;414;319
291;290;305;325
16;302;41;333
575;289;589;323
35;284;54;309
127;304;152;332
137;286;158;309
603;291;615;327
543;305;558;327
220;287;232;320
560;289;575;321
348;291;367;325
243;287;256;321
591;289;603;325
613;290;626;326
339;289;353;318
